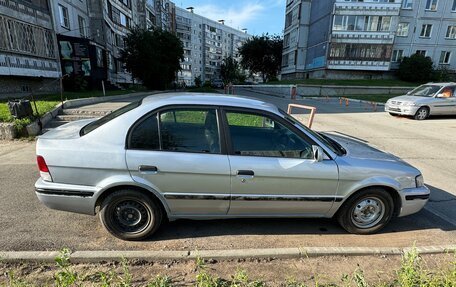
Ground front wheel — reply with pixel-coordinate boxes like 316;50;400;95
99;189;162;241
337;188;394;234
414;107;429;120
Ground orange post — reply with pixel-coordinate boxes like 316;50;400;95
339;97;342;105
345;98;349;106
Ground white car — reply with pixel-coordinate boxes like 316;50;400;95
385;83;456;120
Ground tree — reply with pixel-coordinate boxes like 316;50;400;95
121;28;184;90
220;56;244;84
398;53;434;83
238;34;283;82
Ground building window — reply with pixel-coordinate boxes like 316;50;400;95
333;15;391;32
391;50;404;62
78;16;86;38
58;5;69;29
452;0;456;11
329;43;392;61
439;51;451;64
402;0;413;9
416;50;427;56
397;23;409;37
446;26;456;39
120;13;128;27
425;0;438;10
420;24;432;38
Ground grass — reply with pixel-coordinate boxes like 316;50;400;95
269;79;417;87
3;248;455;286
185;87;220;93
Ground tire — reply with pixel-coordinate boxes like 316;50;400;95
337;188;394;234
414;107;429;120
99;189;162;241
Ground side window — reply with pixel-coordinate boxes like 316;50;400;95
226;111;313;159
159;108;220;154
129;113;159;150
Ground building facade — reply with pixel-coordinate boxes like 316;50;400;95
391;0;456;70
282;0;456;79
0;0;61;97
175;7;250;86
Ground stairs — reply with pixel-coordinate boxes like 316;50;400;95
42;108;111;134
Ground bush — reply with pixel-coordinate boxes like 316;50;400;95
398;54;434;83
432;65;455;82
194;76;202;88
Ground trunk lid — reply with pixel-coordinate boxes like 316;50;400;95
39;119;96;140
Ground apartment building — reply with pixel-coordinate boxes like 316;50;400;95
282;0;456;79
175;7;250;86
391;0;456;70
0;0;61;97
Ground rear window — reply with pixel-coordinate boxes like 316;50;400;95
80;100;142;136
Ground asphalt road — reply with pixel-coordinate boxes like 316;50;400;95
0;90;455;251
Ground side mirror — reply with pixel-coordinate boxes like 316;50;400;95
312;145;324;162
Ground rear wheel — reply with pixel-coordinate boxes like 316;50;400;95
337;188;394;234
414;107;429;120
100;189;162;241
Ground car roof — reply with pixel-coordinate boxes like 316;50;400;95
141;92;280;113
425;82;456;86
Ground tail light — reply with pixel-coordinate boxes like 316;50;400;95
37;156;53;182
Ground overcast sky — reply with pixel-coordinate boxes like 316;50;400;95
175;0;286;35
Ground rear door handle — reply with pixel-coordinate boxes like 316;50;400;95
139;165;158;174
237;170;254;176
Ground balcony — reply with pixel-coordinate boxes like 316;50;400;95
334;2;401;16
327;59;390;71
331;31;395;44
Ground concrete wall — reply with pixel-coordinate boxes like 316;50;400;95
0;77;60;99
233;84;413;98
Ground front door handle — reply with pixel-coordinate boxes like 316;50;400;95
139;165;158;174
237;170;254;176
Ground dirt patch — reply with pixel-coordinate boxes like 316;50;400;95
0;253;454;286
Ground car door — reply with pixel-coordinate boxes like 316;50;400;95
432;86;456;115
223;109;339;216
126;106;231;215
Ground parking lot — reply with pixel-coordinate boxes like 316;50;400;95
0;90;455;251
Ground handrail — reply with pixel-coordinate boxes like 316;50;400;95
287;104;317;129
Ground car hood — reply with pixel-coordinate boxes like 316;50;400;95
389;95;433;104
39;118;97;139
323;132;408;163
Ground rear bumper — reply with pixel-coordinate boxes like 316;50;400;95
35;178;98;215
398;186;430;217
385;104;419;116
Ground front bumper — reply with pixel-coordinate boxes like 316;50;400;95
35;178;98;215
398;185;430;217
385;104;420;116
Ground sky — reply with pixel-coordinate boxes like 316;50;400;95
174;0;286;35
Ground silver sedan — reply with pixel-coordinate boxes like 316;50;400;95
35;93;430;240
385;82;456;120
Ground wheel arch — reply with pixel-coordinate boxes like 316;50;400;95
94;184;170;218
335;185;401;218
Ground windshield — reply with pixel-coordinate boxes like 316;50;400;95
279;110;345;156
80;100;142;136
408;85;442;97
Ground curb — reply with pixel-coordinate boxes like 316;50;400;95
304;96;386;106
1;246;455;263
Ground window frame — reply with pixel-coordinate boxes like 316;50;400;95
402;0;413;9
397;22;409;37
439;51;452;65
219;107;325;159
445;25;456;39
420;24;432;38
424;0;438;11
126;105;227;155
58;4;70;29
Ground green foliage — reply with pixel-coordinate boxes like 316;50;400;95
432;65;455;82
13;118;31;133
398;53;434;83
147;275;173;287
54;248;78;287
119;258;132;287
203;81;212;88
194;76;203;88
220;57;245;84
238;34;283;82
7;271;32;287
121;27;184;90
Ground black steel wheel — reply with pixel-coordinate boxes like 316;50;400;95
100;189;162;240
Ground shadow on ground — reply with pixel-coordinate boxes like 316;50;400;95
148;185;455;242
